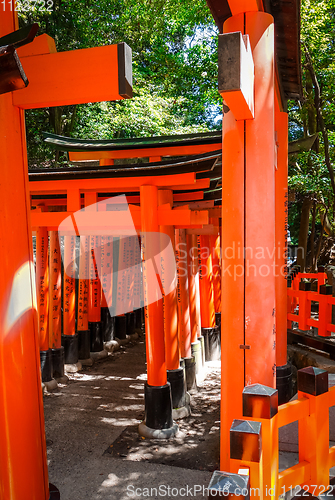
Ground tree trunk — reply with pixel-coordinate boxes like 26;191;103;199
310;199;316;270
314;208;328;271
297;196;313;271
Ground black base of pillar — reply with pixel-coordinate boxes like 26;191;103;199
144;382;173;430
201;326;220;361
215;312;221;329
141;307;145;329
198;335;205;368
135;308;142;329
40;349;53;382
78;330;91;359
184;356;197;392
115;315;127;339
276;363;293;405
167;368;187;409
126;311;136;336
61;334;79;364
89;322;103;352
49;483;60;500
51;347;64;379
101;307;115;342
191;340;202;374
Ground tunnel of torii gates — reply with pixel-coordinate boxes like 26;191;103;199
0;0;302;498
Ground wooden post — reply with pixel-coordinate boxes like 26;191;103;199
275;102;292;404
175;228;192;359
77;235;90;360
185;233;202;380
49;231;64;378
175;228;196;391
158;190;180;371
63;234;78;363
139;185;177;437
198;235;215;329
220;11;276;469
0;12;51;500
141;185;166;386
36;226;52;381
100;235;114;342
89;234;102;350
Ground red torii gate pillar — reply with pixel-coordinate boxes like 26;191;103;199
0;13;55;500
138;185;178;438
219;9;278;470
49;231;64;379
275;100;292;404
175;228;197;392
158;190;189;417
0;10;132;498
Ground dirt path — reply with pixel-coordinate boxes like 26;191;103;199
44;336;221;499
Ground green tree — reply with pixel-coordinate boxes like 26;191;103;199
288;0;335;270
19;0;220;165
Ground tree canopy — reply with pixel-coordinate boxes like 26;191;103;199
19;0;220;165
287;0;335;269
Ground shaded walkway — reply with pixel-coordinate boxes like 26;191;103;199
44;337;220;499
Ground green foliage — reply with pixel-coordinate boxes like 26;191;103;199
19;0;220;165
289;151;331;196
288;0;335;243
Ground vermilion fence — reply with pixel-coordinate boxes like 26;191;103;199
207;368;335;499
287;268;335;337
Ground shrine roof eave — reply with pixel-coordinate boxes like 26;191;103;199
29;150;221;182
43;130;222;152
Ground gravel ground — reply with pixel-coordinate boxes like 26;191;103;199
44;336;219;500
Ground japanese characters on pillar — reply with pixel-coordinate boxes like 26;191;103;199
49;231;61;349
117;236;127;316
78;236;89;331
36;227;49;351
126;235;133;313
175;228;191;359
63;235;76;335
89;235;101;322
133;236;142;312
210;233;221;314
101;235;113;313
198;234;215;328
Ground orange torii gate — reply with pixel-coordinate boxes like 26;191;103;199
28;151;220;437
204;0;302;496
0;11;132;499
39;133;223;397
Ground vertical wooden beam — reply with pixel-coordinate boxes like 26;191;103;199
220;13;245;470
49;231;62;349
77;236;89;332
187;234;199;344
36;227;49;352
140;185;166;386
158;189;180;371
0;11;50;500
210;233;221;314
275;105;289;367
244;12;276;388
63;235;76;336
198;234;215;328
175;228;192;359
